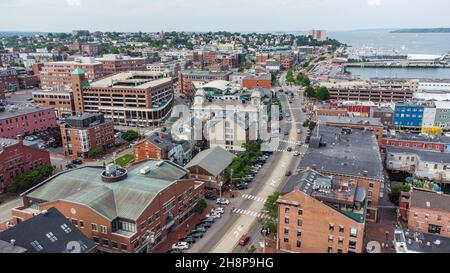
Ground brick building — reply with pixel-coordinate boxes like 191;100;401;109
81;43;101;57
40;58;104;89
179;70;232;97
0;136;51;193
0;106;57;139
328;87;413;103
0;67;19;91
299;125;384;221
60;112;115;159
407;188;450;238
32;89;75;118
97;54;148;75
317;116;384;143
72;70;174;127
11;160;205;253
381;133;450;153
278;169;366;253
242;74;272;89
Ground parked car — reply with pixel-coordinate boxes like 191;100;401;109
72;159;83;165
181;236;196;244
236;183;249;190
168;248;183;253
194;226;207;233
199;222;212;228
243;177;253;183
206;212;221;219
172;242;189;250
189;232;204;239
201;217;216;224
211;207;225;214
205;193;217;200
216;198;230;205
239;234;250;246
287;147;293;152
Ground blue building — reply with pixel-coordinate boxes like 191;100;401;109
393;104;424;127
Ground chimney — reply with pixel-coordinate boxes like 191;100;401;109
10;239;16;246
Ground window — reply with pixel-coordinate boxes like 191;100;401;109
102;239;109;247
327;247;333;253
93;237;99;243
61;224;72;234
297;219;302;226
71;219;78;226
46;232;58;242
339;225;345;233
79;220;84;228
285;217;289;224
91;223;98;232
329;223;335;232
30;240;43;251
296;240;301;248
100;226;107;234
111;241;118;249
337;249;343;253
350;228;357;237
284;228;289;235
285;207;290;214
297;230;302;237
328;235;334;243
121;244;128;251
298;209;303;216
338;236;344;245
283;238;289;243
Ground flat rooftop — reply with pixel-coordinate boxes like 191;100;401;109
386;147;450;164
383;133;450;144
0;105;52;120
299;125;384;180
88;71;172;89
318;116;383;127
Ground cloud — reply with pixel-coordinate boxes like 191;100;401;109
66;0;81;6
366;0;382;6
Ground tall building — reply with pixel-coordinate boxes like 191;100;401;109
97;54;148;75
0;135;51;193
278;169;366;253
32;88;75;118
11;160;205;253
60;112;115;159
308;29;327;41
179;70;232;97
71;70;174;127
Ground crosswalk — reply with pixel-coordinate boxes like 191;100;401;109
231;208;273;220
241;194;266;203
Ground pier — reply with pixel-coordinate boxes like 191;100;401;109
345;62;450;68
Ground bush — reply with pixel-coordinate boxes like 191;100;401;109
88;146;104;158
11;165;54;194
122;130;139;142
389;184;411;205
194;199;207;214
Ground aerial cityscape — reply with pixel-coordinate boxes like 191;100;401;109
1;0;450;263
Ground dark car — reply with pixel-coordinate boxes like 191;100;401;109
167;248;183;253
287;147;293;152
189;232;204;239
72;159;83;165
204;193;217;200
201;217;216;224
199;222;212;228
181;236;196;244
65;163;76;169
194;226;207;233
50;143;59;148
236;183;249;190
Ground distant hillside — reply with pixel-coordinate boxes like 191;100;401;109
391;28;450;33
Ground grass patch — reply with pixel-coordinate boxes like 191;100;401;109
111;153;134;167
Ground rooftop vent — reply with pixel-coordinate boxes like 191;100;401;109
102;163;128;183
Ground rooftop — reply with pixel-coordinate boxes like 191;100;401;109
185;146;236;177
0;105;52;120
299;125;384;180
386;146;450;164
0;208;96;253
410;188;450;212
23;160;189;222
88;71;171;89
282;169;367;223
383;132;450;144
395;228;450;253
318;115;383;127
182;70;232;77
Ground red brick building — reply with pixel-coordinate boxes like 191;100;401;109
0;135;51;193
60;112;115;159
133;133;173;163
11;160;205;253
277;169;366;253
407;188;450;238
381;133;450;153
242;74;272;89
97;55;147;75
179;70;232;97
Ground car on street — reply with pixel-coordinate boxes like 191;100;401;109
194;226;207;233
168;248;183;253
181;236;196;244
243;177;253;183
206;212;221;219
236;182;249;190
199;222;212;228
211;207;225;214
201;217;216;224
287;147;293;152
205;193;217;200
216;198;230;205
188;232;204;239
172;242;189;250
72;159;83;165
239;234;250;246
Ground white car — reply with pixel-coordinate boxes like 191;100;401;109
211;207;225;214
206;212;221;219
216;198;230;205
172;242;189;250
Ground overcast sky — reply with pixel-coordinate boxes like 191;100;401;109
1;0;450;32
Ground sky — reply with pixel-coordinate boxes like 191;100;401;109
1;0;450;33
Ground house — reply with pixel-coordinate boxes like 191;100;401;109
0;207;96;253
185;146;236;190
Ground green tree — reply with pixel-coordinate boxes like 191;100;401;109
122;130;139;142
304;86;316;98
296;73;311;86
286;69;295;83
315;86;330;100
389;184;411;205
259;192;281;234
11;165;54;194
194;199;207;214
88;146;104;158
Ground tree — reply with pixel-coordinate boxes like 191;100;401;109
286;69;295;83
304;86;316;98
122;130;139;142
389;184;411;205
11;165;54;194
194;199;207;214
259;192;281;234
315;86;330;100
88;146;104;158
296;73;310;86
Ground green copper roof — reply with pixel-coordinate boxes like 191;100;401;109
72;68;86;75
163;68;173;73
82;82;90;87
